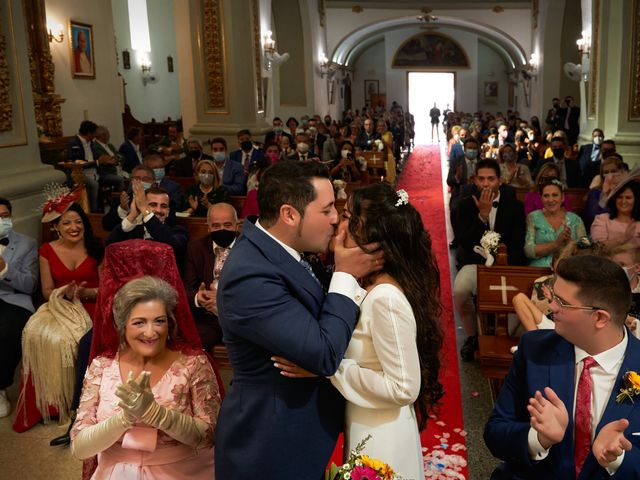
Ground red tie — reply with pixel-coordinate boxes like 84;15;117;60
574;356;596;477
213;246;230;280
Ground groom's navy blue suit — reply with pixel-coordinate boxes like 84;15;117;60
215;220;361;479
485;329;640;479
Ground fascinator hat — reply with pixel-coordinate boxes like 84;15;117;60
41;183;83;223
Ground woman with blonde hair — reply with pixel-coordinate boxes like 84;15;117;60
182;159;229;217
499;144;533;189
524;163;573;216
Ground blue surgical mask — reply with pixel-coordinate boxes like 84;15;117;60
465;149;478;159
142;182;153;190
0;218;12;238
213;152;226;163
153;168;165;183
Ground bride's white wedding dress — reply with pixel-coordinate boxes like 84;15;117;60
331;283;424;480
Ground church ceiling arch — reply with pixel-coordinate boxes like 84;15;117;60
331;16;526;70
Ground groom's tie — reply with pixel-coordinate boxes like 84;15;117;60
299;256;322;287
574;356;597;477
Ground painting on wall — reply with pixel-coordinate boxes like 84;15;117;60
484;81;498;104
392;32;469;68
364;79;379;104
69;21;95;79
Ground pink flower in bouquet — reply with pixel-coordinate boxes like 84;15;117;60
350;465;381;480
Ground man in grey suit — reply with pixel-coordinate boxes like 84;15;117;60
0;198;38;418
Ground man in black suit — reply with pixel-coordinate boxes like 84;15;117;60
453;159;526;361
66;120;99;212
184;202;239;350
307;117;327;154
356;118;381;151
263;117;291;146
106;184;188;265
545;97;561;132
559;95;580;145
211;137;246;195
172;138;213;177
119;127;144;173
535;136;582;188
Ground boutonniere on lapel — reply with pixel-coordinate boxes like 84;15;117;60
473;230;501;267
616;371;640;404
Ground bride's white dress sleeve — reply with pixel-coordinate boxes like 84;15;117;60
330;289;421;409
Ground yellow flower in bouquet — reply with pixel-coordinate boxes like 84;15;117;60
360;455;395;478
628;371;640;389
616;371;640;404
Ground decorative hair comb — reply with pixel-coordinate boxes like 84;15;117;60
395;189;409;207
41;183;83;223
576;236;594;249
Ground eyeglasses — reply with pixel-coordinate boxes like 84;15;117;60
544;285;604;312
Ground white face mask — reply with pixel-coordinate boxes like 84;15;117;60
199;173;214;186
593;136;603;146
297;143;310;154
341;149;351;159
0;218;12;238
528;133;535;141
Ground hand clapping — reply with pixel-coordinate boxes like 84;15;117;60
592;419;632;468
115;371;156;421
527;387;569;449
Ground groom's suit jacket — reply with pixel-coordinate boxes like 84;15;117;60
484;329;640;479
215;220;360;479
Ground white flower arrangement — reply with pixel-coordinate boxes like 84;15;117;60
395;189;409;207
333;179;348;200
473;230;501;267
374;139;384;151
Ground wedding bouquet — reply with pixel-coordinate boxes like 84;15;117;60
326;435;398;480
374;139;385;152
473;230;501;267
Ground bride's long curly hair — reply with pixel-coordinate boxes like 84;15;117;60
347;182;444;430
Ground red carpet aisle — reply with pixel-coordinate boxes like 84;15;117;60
398;145;468;479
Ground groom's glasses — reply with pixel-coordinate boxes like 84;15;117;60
544;285;604;312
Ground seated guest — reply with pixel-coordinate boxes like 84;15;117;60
448;127;468;164
144;155;181;211
149;124;187;168
454;159;526;361
0;198;37;418
211;137;246;195
481;128;499;160
356;118;380;151
182;159;230;217
263;142;281;167
534;135;581;187
524;179;586;267
524;163;573;216
376;119;394;152
247;149;272;195
279;135;294;160
284;116;300;142
71;275;221;478
172;138;213;177
66;120;100;212
500;143;533;189
578;128;605;185
106;184;188;264
583;154;625;230
329;141;360;182
485;255;640;479
119;127;144;174
229;129;265;175
591;180;640;247
447;125;461;157
264;117;290;146
16;196;101;435
288;132;319;162
91;125;125;193
184;203;239;350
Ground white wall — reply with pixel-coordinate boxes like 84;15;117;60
111;0;181;124
352;40;386;110
477;42;510;113
45;0;124;143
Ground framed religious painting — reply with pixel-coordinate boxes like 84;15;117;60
364;79;379;104
69;21;95;79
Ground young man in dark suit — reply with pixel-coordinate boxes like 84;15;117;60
215;161;382;479
485;255;640;479
453;159;526;361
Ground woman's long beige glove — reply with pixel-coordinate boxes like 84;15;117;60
117;371;210;448
71;410;134;459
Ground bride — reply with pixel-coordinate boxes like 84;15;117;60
276;182;443;479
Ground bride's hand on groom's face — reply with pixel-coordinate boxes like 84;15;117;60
333;228;384;279
271;356;317;378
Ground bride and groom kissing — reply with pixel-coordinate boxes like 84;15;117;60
214;161;443;480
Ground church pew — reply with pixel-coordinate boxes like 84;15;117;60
477;262;551;401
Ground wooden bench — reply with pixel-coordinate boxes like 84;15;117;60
476;248;551;401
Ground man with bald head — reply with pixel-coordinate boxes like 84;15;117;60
184;202;239;350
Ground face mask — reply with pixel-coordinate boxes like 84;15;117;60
212;151;226;163
188;150;201;160
240;141;253;152
297;143;310;154
273;126;283;133
153;168;165;183
301;119;309;126
489;137;498;147
210;229;236;248
453;134;460;141
528;133;535;141
462;123;469;129
0;218;12;238
341;149;352;159
141;182;153;190
465;149;478;159
199;173;214;186
267;152;279;163
593;136;603;146
552;148;565;159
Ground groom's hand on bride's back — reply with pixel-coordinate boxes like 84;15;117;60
333;229;384;279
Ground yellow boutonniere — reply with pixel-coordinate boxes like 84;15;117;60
616;371;640;404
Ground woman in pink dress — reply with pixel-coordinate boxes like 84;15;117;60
71;274;221;479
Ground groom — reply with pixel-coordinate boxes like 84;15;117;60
215;161;382;479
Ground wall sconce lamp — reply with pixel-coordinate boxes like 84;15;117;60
263;30;289;71
47;19;64;43
139;53;155;86
576;30;591;56
320;54;343;80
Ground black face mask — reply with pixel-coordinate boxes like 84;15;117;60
552;148;565;158
210;229;236;248
240;141;253;152
188;150;201;160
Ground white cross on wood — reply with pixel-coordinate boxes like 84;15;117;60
489;275;518;305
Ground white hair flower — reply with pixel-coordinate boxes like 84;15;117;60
395;189;409;207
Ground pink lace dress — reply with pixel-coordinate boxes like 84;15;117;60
72;352;220;479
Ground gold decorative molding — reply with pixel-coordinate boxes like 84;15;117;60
589;0;600;119
201;0;227;111
0;21;12;132
251;0;264;113
630;0;640;120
